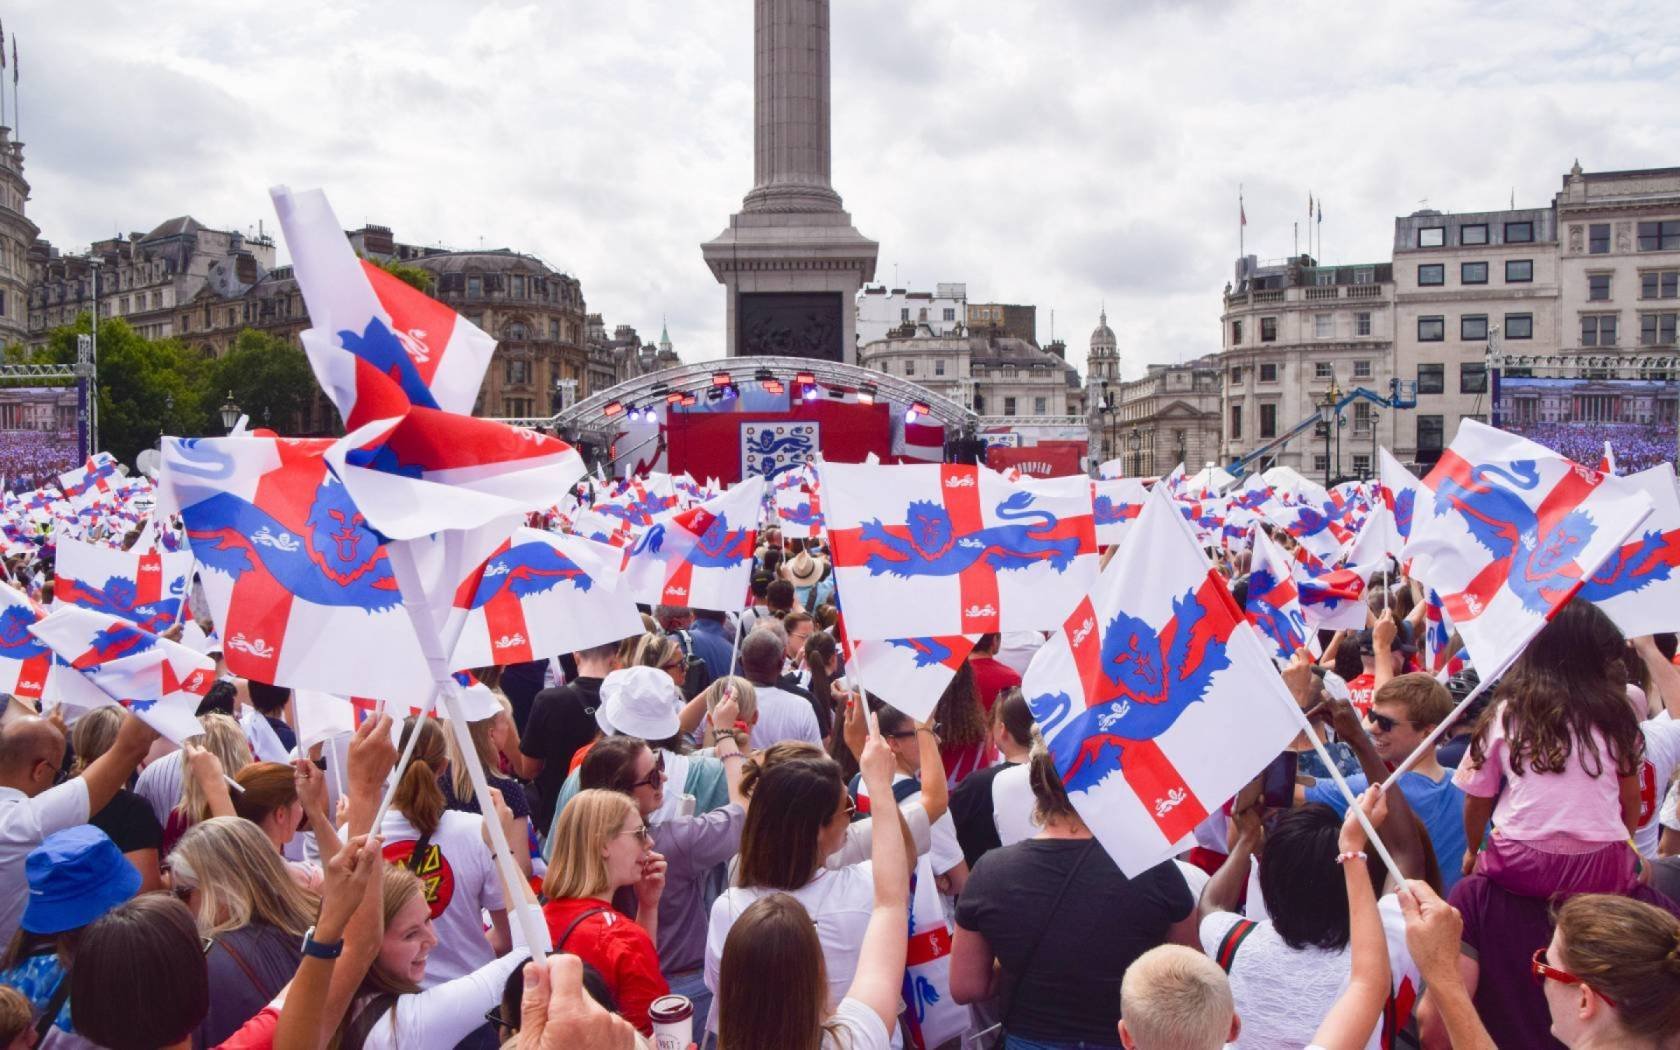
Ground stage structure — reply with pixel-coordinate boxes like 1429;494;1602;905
537;355;974;482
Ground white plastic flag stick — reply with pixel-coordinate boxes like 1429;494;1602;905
369;700;430;831
725;600;747;680
385;539;551;959
1381;663;1507;789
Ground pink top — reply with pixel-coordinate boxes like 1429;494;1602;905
1453;700;1626;846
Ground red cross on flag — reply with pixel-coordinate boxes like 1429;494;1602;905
1563;461;1680;638
619;475;765;612
1022;489;1301;876
1406;420;1652;678
822;463;1096;641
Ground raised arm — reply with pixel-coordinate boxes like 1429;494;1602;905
709;690;748;808
914;714;949;824
272;833;384;1050
844;719;910;1032
1399;880;1496;1050
1309;788;1391;1050
183;744;236;818
1199;783;1262;921
1633;635;1680;720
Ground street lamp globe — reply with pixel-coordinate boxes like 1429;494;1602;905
219;391;241;432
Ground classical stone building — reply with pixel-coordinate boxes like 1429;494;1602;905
1220;256;1396;481
859;329;1082;420
0;129;37;347
967;302;1038;346
855;282;966;347
1390;206;1558;469
1093;356;1222;477
585;315;680;396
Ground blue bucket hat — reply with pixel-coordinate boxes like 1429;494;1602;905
22;825;141;935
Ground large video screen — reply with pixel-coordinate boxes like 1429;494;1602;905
1494;374;1677;472
0;386;83;492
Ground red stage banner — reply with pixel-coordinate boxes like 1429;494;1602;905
664;401;893;484
987;441;1086;478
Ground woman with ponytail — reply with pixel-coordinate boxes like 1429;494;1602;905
378;717;511;988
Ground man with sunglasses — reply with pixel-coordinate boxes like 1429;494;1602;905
1303;672;1468;892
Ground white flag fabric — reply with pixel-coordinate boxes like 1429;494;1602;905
28;606;214;745
621;476;765;612
1091;478;1147;549
1022;490;1300;875
845;635;978;723
1571;462;1680;637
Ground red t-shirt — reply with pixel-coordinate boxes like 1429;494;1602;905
543;897;668;1035
214;1006;278;1050
970;656;1022;713
1347;673;1377;717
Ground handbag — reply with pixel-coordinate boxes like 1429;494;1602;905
970;838;1097;1049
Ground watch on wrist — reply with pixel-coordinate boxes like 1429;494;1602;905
301;925;344;960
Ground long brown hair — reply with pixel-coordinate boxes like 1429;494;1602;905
717;894;838;1050
934;662;987;748
735;754;844;891
1555;893;1680;1040
231;761;298;827
1469;599;1643;777
392;717;449;837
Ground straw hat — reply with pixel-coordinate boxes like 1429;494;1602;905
786;549;829;587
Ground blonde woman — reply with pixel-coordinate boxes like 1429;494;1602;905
72;705;165;892
542;788;669;1036
164;713;253;856
440;694;534;878
169;816;318;1046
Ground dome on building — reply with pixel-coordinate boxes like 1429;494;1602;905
1089;308;1117;356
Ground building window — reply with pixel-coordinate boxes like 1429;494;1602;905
1504;221;1535;243
1260;403;1278;438
903;359;915;375
1418;414;1445;452
1461;223;1489;246
1418;316;1445;342
1353;401;1372;432
1582;315;1618;347
1260;317;1277;342
1231;320;1243;344
1259;362;1278;382
1315;270;1336;286
1356;311;1371;336
1461;314;1489;341
1461;362;1488;393
506;323;527;341
1353;359;1372;378
1638;220;1680;251
467;275;482;297
1418;227;1445;248
1418;364;1445;394
1231;366;1244;384
1033;397;1047;415
1003;396;1017;415
1641;272;1679;299
1230;404;1243;439
1504;313;1534;339
1589;224;1611;254
1461;261;1488;285
549;320;560;339
1641;313;1679;346
935;359;946;376
504;359;531;384
1588;274;1612;301
942;308;955;322
1314;361;1334;380
900;307;910;322
1353;453;1372;476
511;275;525;298
1314;313;1333;338
1314;454;1329;473
1418;264;1445;286
1505;259;1534;283
1353;268;1375;285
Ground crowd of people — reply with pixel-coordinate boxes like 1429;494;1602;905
0;514;1679;1050
1507;420;1674;473
0;429;81;496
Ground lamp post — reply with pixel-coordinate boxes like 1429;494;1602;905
1317;381;1340;486
1128;429;1143;478
1100;382;1116;461
1369;411;1380;479
219;391;241;433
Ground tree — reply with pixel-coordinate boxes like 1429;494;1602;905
211;330;318;434
376;256;435;294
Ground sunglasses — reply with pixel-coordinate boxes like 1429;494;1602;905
617;824;653;845
629;752;665;792
1365;711;1416;734
1531;947;1616;1007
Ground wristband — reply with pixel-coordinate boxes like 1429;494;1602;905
719;751;745;762
1335;850;1367;866
301;925;344;960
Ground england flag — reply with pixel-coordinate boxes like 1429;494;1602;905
1091;477;1147;549
823;463;1096;640
0;582;49;702
1406;420;1652;677
1246;528;1311;660
1023;489;1301;875
58;453;121;504
621;476;765;611
1571;461;1680;637
53;535;192;635
29;606;214;744
1380;448;1424;547
845;634;977;723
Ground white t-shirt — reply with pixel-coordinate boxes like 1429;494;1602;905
823;997;891;1050
990;763;1037;847
828;800;933;869
751;686;823;748
1638;715;1680;857
1201;896;1417;1050
855;773;962;876
0;780;89;948
379;808;506;987
135;747;185;826
706;863;875;1034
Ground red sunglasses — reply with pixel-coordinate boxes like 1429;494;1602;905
1531;947;1616;1007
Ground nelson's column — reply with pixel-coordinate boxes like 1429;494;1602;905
701;0;878;365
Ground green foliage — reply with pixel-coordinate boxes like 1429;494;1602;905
210;330;317;433
376;256;435;294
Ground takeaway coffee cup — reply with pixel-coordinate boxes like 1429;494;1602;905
649;993;693;1050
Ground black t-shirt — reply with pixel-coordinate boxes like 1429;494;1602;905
948;761;1017;868
955;838;1192;1046
520;676;603;833
91;788;164;855
500;658;551;735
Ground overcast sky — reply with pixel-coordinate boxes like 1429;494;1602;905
16;1;1680;381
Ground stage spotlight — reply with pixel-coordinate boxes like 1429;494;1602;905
680;392;698;407
603;400;624;417
857;384;877;405
711;370;733;388
666;391;685;405
905;400;931;424
762;379;785;395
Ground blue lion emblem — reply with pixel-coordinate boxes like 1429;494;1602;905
1433;461;1597;614
1392;488;1416;538
1032;589;1233;793
1244;567;1307;659
462;542;592;609
888;637;955;668
54;576;181;635
859;491;1079;578
1574;528;1680;602
183;478;401;613
1285;505;1335;538
688;513;753;568
337;317;440;411
781;501;823;527
74;622;157;668
0;606;46;660
1093;496;1141;527
628;525;665;557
